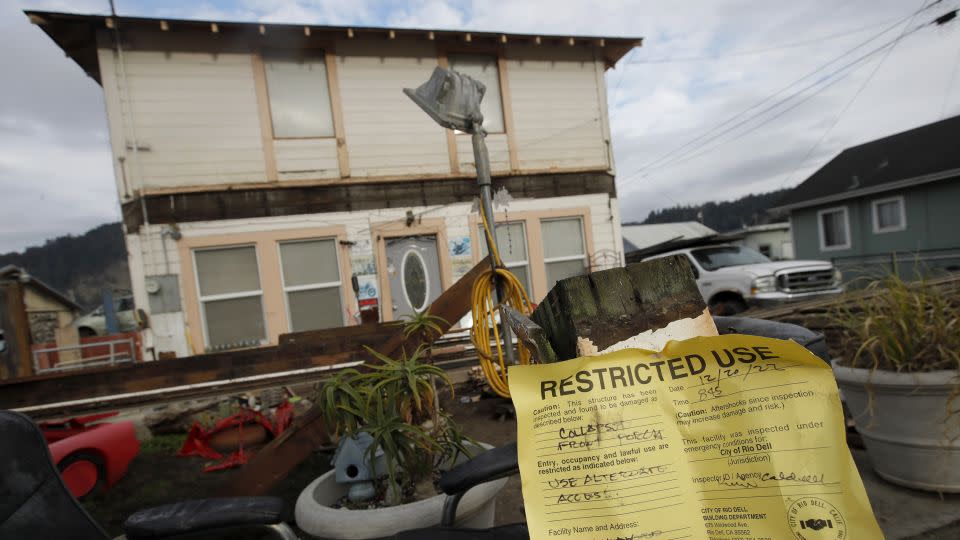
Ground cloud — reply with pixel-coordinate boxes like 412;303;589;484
4;0;960;253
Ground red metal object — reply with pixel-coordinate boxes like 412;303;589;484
60;459;100;497
44;418;140;498
178;403;293;472
273;401;294;434
40;412;120;443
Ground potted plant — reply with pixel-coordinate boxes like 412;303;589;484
831;273;960;492
294;341;507;539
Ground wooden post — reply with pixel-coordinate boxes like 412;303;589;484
0;281;32;379
531;255;708;360
222;260;490;496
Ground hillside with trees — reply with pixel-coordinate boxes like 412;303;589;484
0;223;130;310
635;188;790;232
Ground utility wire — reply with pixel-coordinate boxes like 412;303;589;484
628;10;918;178
618;6;954;188
643;50;877;175
941;37;960;118
778;0;929;189
629;15;907;64
623;37;903;182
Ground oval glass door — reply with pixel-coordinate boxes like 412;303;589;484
385;235;442;319
401;250;429;312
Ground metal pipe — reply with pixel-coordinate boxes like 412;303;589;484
471;128;515;366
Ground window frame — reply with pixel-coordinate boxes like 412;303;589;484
470;207;594;302
871;195;907;234
191;244;268;350
817;206;852;251
477;220;533;293
540;216;589;289
447;52;507;135
261;49;338;141
277;237;346;332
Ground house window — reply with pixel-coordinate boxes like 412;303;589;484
817;207;851;251
478;222;531;292
448;54;505;133
542;217;588;290
279;239;344;332
757;244;772;257
264;55;335;138
872;196;906;233
193;246;266;349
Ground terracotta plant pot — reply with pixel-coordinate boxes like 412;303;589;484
833;361;960;492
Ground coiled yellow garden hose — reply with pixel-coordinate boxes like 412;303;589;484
469;208;534;398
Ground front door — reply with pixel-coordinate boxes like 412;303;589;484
385;235;443;320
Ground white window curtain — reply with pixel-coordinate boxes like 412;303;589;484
820;210;849;248
279;239;344;332
264;55;335;138
542;217;588;290
449;54;505;133
194;246;266;350
478;222;531;292
874;199;904;231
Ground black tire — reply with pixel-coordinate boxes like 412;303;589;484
57;451;106;500
709;297;748;316
77;327;97;338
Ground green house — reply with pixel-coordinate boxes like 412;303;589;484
773;115;960;279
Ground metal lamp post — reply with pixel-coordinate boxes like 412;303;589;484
404;67;514;365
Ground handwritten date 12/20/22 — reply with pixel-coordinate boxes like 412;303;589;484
692;359;796;402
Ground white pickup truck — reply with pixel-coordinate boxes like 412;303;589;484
643;244;843;314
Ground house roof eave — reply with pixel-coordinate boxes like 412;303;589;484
771;167;960;213
25;10;643;86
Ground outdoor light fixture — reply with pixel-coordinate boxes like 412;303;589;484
403;66;486;133
404;66;514;365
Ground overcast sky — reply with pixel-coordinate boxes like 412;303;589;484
2;0;958;253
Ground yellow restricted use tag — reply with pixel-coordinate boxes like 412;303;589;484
509;334;882;540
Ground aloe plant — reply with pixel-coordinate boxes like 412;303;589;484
397;310;448;340
317;344;472;499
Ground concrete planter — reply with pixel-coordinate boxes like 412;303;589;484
294;443;507;539
832;360;960;492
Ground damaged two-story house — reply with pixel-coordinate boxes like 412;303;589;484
27;11;639;358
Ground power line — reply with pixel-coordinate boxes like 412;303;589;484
626;37;903;181
627;2;948;178
628;15;906;64
646;51;878;173
618;6;954;188
778;0;929;189
941;36;960;118
611;48;638;108
628;10;918;177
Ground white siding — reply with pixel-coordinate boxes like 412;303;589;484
456;133;510;174
99;41;613;193
335;40;451;178
507;47;608;171
274;139;340;181
100;49;266;191
131;191;617;331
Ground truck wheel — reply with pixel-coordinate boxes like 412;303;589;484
58;451;106;500
709;297;747;316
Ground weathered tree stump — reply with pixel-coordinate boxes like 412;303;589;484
530;255;710;361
